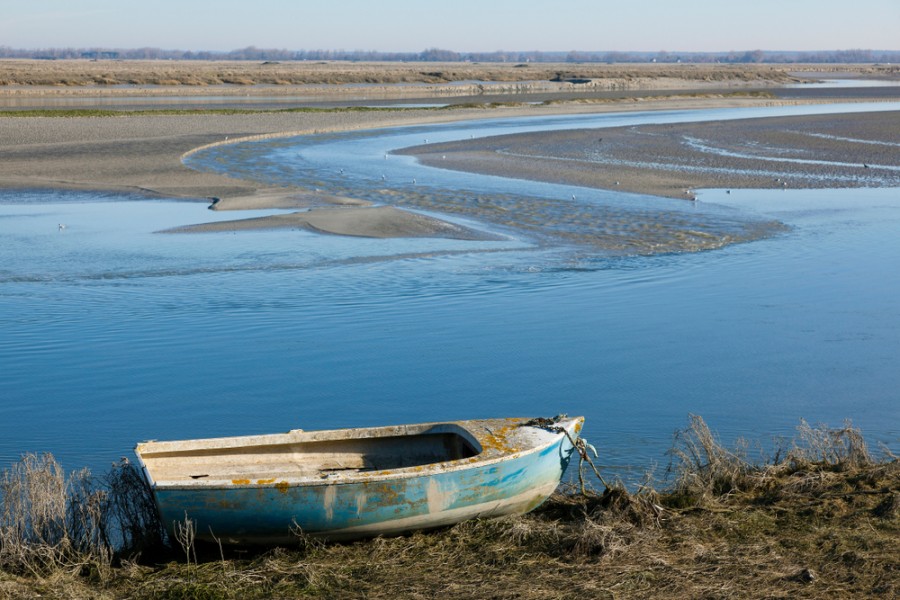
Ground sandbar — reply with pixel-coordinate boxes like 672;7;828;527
400;110;900;199
1;69;897;240
161;205;498;240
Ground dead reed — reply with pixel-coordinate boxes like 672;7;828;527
0;455;164;579
0;417;896;599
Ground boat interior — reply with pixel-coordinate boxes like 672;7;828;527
139;430;482;483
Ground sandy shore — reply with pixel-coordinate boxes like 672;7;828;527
162;205;499;240
0;106;515;238
1;81;897;238
402;110;900;199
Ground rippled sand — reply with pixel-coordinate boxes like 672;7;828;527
401;111;900;199
2;89;896;253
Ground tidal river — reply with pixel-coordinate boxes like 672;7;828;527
1;104;898;485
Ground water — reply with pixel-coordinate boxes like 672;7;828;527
1;106;899;486
786;78;900;88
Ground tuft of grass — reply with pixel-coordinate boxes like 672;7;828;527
792;418;872;469
665;414;755;506
0;454;165;578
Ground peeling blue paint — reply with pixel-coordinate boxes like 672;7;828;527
148;417;582;544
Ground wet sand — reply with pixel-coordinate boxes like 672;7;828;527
0;107;512;238
161;205;498;240
1;80;897;240
0;96;816;239
402;111;900;199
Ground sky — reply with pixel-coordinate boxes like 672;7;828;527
1;0;898;53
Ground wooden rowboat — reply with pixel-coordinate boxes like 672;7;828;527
134;416;584;544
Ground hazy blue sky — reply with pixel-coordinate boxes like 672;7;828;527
2;0;898;53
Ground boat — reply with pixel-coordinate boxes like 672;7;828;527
134;415;584;544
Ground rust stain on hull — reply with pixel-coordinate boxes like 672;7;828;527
137;416;585;544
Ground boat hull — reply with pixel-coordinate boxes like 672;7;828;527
138;416;583;544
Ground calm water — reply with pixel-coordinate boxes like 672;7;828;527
1;105;899;486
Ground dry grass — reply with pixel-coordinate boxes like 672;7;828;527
0;456;164;582
0;60;821;89
1;417;897;599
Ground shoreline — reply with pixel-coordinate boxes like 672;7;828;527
1;418;896;599
400;108;900;200
1;88;898;239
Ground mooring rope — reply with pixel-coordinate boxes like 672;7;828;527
522;416;611;494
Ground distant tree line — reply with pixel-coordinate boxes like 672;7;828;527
1;46;898;64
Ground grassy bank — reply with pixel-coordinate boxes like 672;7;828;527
0;61;814;88
1;417;897;599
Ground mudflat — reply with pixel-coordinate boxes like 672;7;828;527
401;111;900;199
1;60;898;239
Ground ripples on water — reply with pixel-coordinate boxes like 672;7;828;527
2;106;900;486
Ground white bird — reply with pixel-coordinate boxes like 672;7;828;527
58;223;66;230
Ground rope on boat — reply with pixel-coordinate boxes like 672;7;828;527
522;416;611;494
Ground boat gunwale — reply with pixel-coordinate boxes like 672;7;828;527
136;421;480;455
135;417;583;490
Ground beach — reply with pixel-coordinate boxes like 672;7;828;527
1;61;898;238
401;110;900;199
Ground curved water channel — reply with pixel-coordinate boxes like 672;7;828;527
1;103;899;486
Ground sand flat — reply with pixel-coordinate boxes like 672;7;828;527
401;110;900;199
161;206;499;240
1;75;898;238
